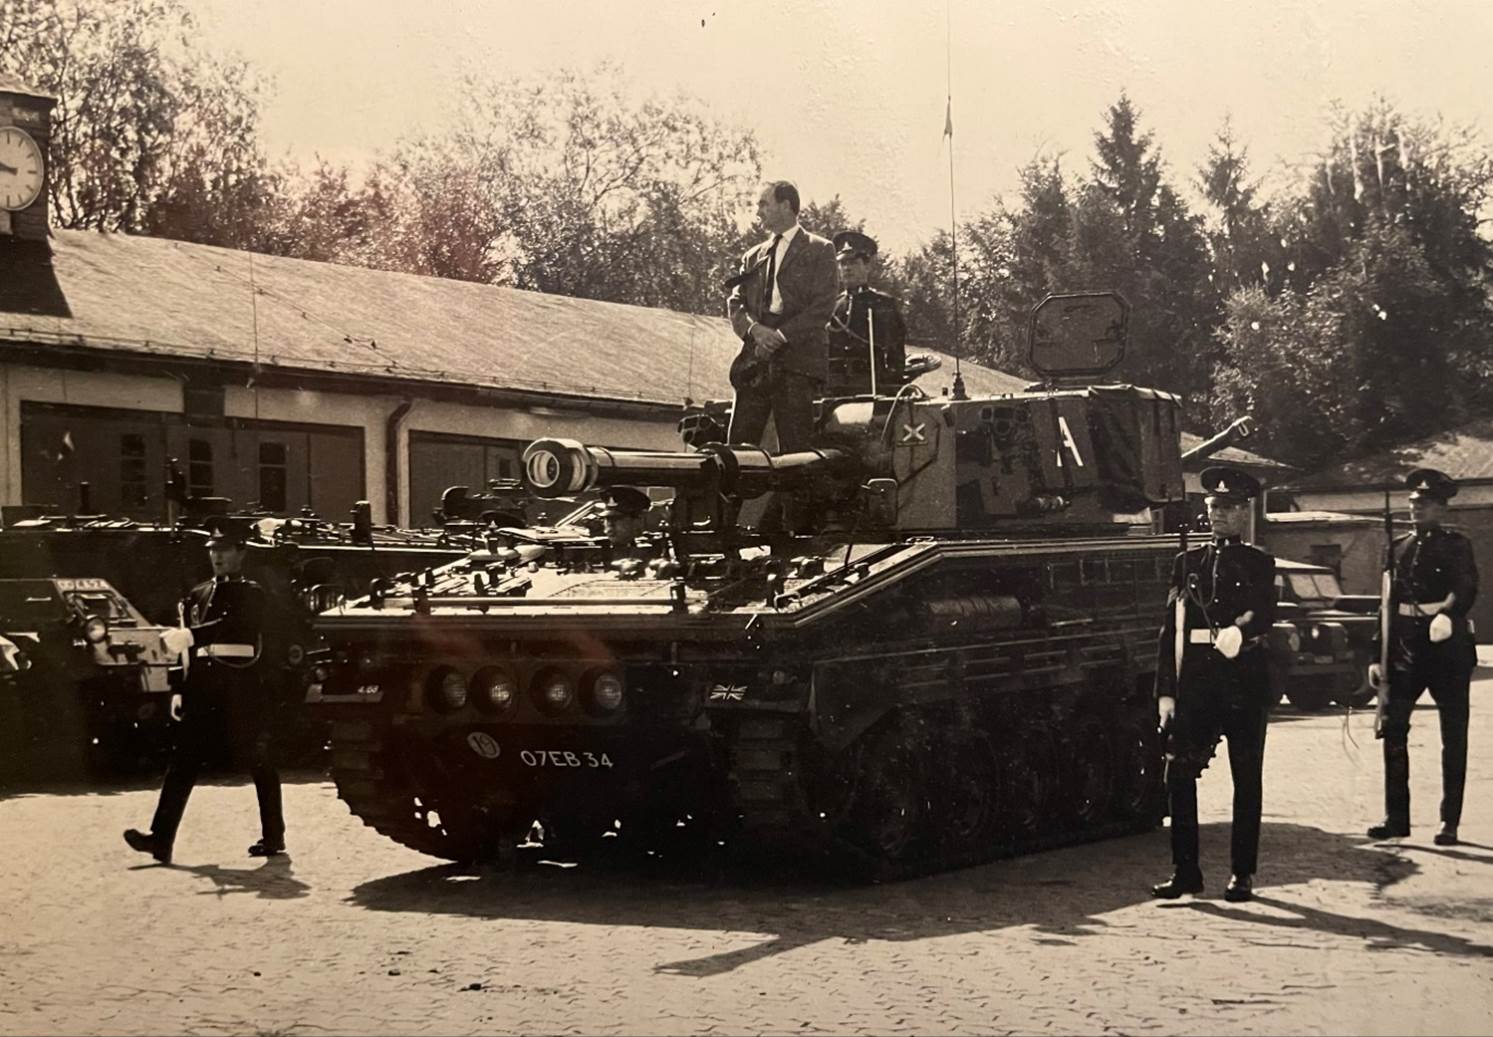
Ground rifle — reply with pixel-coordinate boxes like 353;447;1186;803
1375;489;1393;738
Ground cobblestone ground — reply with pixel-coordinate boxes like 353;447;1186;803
3;667;1492;1036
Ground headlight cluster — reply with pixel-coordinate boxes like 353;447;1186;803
424;665;626;716
83;615;109;644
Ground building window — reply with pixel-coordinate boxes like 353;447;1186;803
188;438;213;498
258;441;287;513
120;434;148;507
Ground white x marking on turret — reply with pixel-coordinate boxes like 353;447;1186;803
900;422;926;444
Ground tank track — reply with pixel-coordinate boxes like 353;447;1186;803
328;718;490;862
725;699;1165;882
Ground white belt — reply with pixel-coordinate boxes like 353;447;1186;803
1397;603;1443;618
194;643;256;660
1188;629;1216;645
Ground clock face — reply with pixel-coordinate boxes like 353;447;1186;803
0;126;45;212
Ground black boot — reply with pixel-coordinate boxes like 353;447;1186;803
1434;824;1459;846
1151;869;1204;898
1224;874;1254;902
1366;819;1411;839
124;828;172;864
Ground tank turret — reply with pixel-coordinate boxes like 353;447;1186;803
523;292;1184;536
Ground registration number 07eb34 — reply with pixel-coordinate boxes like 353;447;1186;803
519;749;613;769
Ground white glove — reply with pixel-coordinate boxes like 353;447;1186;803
169;693;183;722
1429;613;1454;643
1368;662;1385;690
160;626;195;658
1158;696;1176;729
1213;624;1243;659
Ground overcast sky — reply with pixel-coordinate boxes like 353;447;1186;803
191;0;1493;254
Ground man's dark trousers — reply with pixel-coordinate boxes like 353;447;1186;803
1381;629;1472;830
150;671;284;851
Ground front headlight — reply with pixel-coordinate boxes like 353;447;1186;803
428;667;468;711
83;615;109;644
586;670;625;713
472;667;517;712
534;669;575;713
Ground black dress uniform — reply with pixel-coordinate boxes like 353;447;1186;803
125;519;284;863
1370;468;1478;844
825;231;907;397
1153;466;1276;900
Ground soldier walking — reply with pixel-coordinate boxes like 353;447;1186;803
824;230;907;397
124;517;285;864
1368;467;1478;846
1152;466;1277;902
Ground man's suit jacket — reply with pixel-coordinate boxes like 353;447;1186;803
727;228;838;382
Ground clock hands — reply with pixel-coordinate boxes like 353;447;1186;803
0;162;18;175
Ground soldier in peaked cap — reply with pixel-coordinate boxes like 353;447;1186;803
124;515;286;865
825;230;908;397
600;486;652;549
1152;465;1277;902
1367;467;1478;846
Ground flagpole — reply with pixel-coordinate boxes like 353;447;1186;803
944;4;966;400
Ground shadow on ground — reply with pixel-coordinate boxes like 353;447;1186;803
346;821;1492;976
0;765;331;801
180;855;312;901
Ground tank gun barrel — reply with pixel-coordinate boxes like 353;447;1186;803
522;438;853;501
1181;416;1256;466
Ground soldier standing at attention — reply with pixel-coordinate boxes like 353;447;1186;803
824;230;907;397
1368;467;1478;846
1152;466;1276;902
124;517;285;864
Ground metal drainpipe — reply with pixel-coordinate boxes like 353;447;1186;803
384;398;413;526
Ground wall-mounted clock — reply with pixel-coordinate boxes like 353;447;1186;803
0;125;45;212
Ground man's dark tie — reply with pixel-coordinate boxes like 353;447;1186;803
763;234;782;310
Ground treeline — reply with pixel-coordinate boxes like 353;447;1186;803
5;0;1492;469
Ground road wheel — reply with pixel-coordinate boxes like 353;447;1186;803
992;721;1057;840
1062;717;1116;826
1111;717;1165;826
933;733;998;858
844;722;928;864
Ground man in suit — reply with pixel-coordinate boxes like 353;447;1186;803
1368;467;1479;846
1152;466;1277;903
825;230;908;397
124;517;285;864
725;180;839;452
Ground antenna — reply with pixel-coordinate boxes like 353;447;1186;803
944;0;966;400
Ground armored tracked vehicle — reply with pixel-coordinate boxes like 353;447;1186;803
0;493;475;771
310;293;1186;877
0;576;176;771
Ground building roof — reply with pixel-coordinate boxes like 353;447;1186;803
0;73;53;102
1297;414;1493;489
0;229;1016;408
0;229;1285;470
